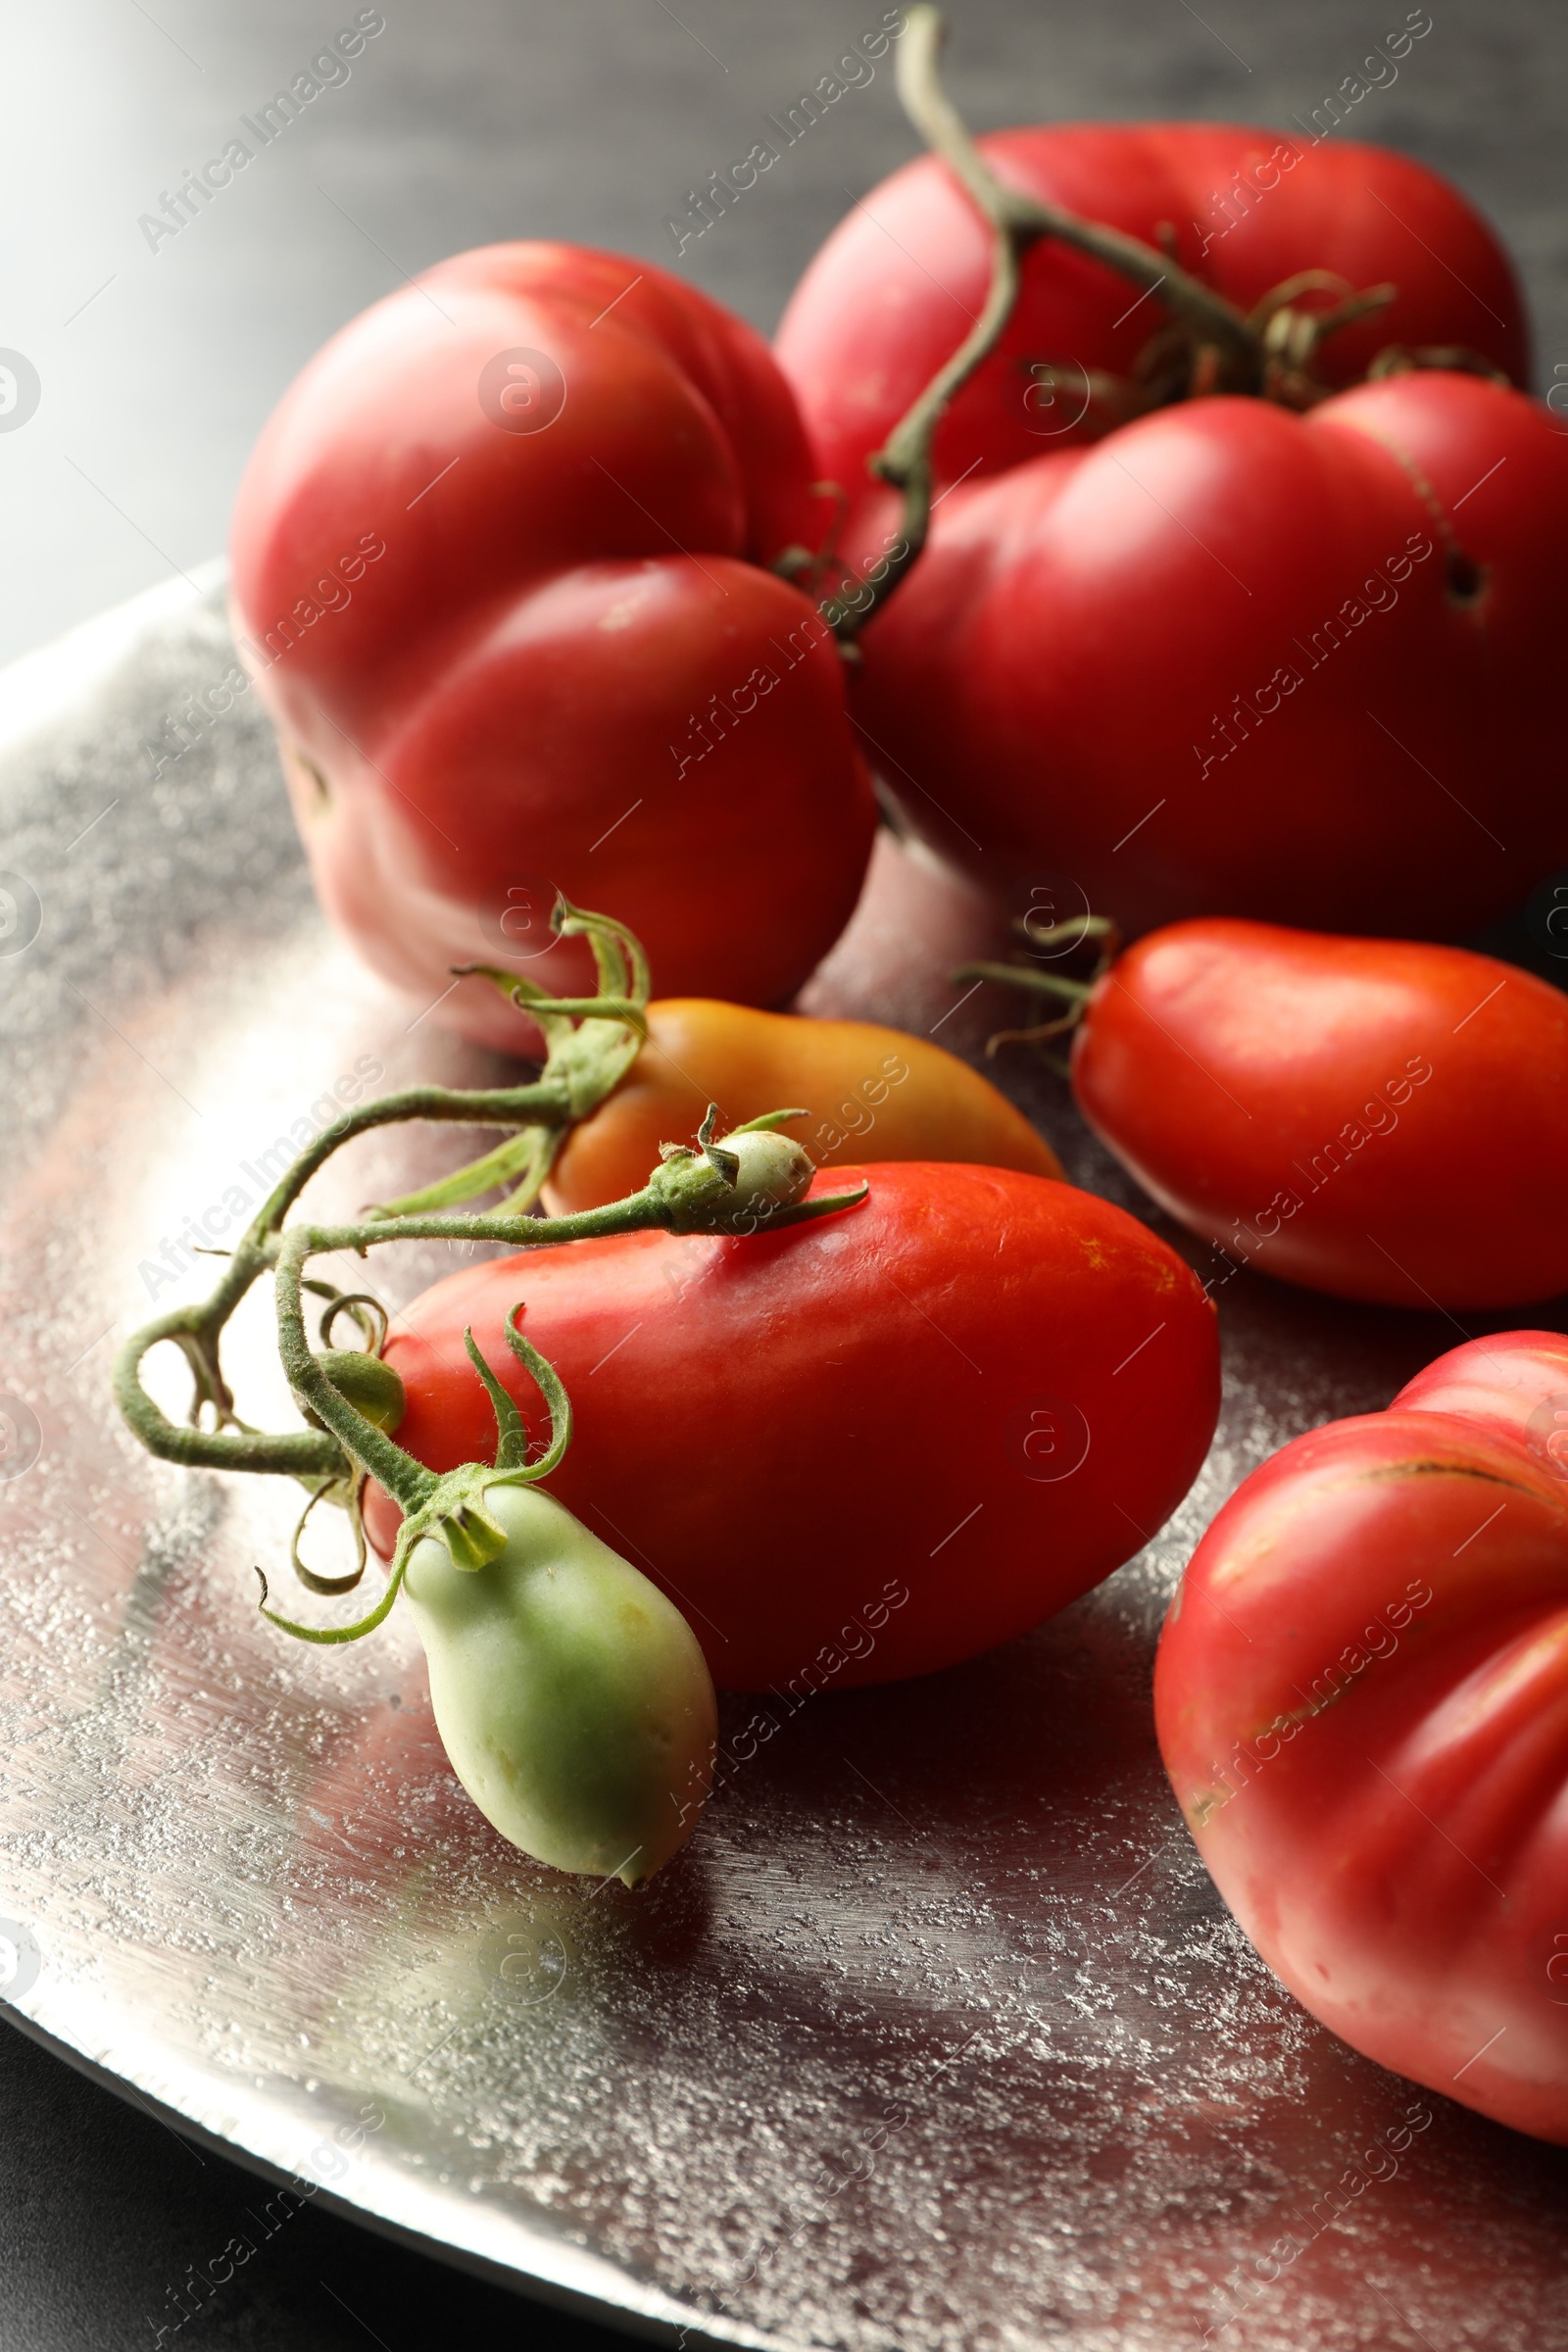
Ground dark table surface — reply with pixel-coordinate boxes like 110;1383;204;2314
2;1;1565;2345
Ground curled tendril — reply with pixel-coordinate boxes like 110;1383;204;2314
312;1287;391;1356
259;1307;580;1644
113;897;659;1489
255;1553;408;1645
289;1474;370;1595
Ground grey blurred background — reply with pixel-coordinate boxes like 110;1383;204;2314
1;2;1565;2347
0;0;1565;670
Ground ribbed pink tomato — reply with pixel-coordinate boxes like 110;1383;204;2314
1156;1331;1568;2144
776;112;1528;520
847;373;1568;940
231;244;875;1050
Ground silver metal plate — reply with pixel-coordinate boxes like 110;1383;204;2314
2;572;1565;2352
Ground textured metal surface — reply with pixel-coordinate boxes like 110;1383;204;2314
2;572;1567;2352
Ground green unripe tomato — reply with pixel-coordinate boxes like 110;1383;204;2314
652;1124;817;1234
402;1482;716;1885
717;1128;814;1221
303;1348;406;1433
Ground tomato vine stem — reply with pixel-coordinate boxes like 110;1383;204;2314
112;895;652;1487
834;4;1256;639
955;913;1119;1057
112;879;868;1536
115;911;869;1642
836;6;1405;642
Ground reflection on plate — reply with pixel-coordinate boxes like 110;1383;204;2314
1;570;1564;2351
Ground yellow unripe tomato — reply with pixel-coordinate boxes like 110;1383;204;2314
546;1000;1062;1212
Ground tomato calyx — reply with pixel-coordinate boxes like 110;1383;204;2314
371;897;652;1222
275;1293;401;1597
257;1299;577;1642
1037;274;1506;442
649;1103;827;1233
1087;269;1396;429
260;1296;720;1886
954;912;1119;1065
834;7;1502;643
297;1296;405;1437
828;8;1263;640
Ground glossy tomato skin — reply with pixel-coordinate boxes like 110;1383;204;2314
1155;1332;1568;2144
544;998;1062;1212
776;123;1527;513
1071;919;1568;1310
366;1164;1220;1690
229;244;876;1052
849;373;1568;940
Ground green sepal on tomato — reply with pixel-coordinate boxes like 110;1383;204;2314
776;108;1527;510
968;917;1568;1311
364;1162;1221;1690
774;42;1563;943
1155;1331;1568;2145
269;1272;730;1887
